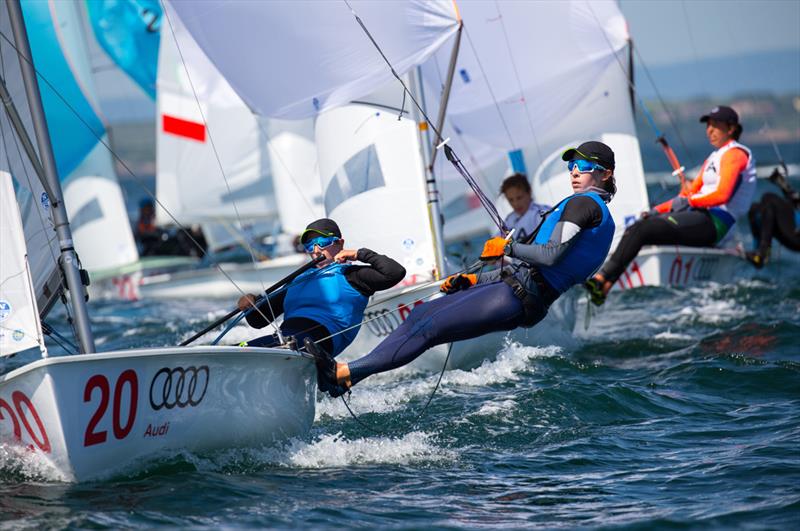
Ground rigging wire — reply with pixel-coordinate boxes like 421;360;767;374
341;0;507;234
161;3;284;339
584;1;697;178
428;58;495;223
679;0;790;178
41;321;78;355
160;4;267;271
490;2;556;201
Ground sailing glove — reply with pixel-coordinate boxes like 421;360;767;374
480;236;508;261
440;273;477;294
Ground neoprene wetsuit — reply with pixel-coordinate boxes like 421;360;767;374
749;192;800;256
244;248;405;356
346;190;614;386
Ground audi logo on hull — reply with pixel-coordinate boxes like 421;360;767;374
149;366;210;410
364;309;402;337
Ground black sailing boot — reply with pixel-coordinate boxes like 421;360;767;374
304;337;348;398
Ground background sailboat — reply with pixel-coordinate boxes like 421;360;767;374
138;2;326;299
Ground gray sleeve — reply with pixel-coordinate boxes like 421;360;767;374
507;221;582;266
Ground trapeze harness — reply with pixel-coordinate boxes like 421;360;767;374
501;191;615;325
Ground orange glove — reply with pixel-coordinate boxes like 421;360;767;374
440;273;477;294
480;236;507;261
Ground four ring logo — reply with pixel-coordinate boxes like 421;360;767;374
364;309;402;337
149;366;210;410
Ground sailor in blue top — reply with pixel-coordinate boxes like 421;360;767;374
237;218;405;384
501;173;550;243
310;141;618;397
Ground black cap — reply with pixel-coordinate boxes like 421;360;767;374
561;141;615;169
300;218;341;243
699;105;739;124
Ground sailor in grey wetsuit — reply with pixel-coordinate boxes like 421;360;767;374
310;141;618;397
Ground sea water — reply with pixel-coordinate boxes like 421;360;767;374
1;183;799;528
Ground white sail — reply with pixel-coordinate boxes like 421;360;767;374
418;0;648;242
169;0;460;119
0;172;46;356
156;2;277;226
315;102;436;281
62;139;139;272
157;1;324;241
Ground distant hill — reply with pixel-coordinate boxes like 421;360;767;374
635;49;800;100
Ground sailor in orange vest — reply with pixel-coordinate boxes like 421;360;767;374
585;105;756;305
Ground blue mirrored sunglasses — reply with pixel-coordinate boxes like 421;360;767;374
303;235;339;253
568;159;606;173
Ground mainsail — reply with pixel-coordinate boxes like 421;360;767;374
0;10;61;314
169;0;460;119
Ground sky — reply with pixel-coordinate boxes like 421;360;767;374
618;0;800;65
92;0;800;121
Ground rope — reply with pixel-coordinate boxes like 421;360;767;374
41;321;78;355
584;2;696;173
444;145;508;233
337;335;455;435
160;2;289;340
488;3;555;200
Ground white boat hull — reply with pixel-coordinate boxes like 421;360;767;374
341;280;577;371
138;254;309;299
0;346;315;481
612;246;745;291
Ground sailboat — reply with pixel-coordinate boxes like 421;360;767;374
0;2;314;481
3;0;498;481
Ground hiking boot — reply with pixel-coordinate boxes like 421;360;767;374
745;251;767;269
584;277;607;306
304;337;348;397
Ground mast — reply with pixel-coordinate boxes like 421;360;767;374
7;0;96;353
411;67;447;279
412;23;463;279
